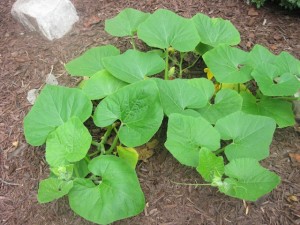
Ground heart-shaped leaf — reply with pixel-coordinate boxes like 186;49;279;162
65;45;120;76
38;178;73;203
218;158;280;201
196;89;243;124
137;9;200;52
192;13;240;47
82;70;128;100
45;117;92;167
275;51;300;77
203;45;252;83
248;44;277;68
103;50;165;83
155;78;212;116
197;148;224;182
68;155;145;225
94;80;163;147
241;92;295;128
105;8;150;37
251;63;300;96
165;114;220;167
24;85;92;146
215;111;276;161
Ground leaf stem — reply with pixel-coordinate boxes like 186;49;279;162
182;55;201;72
171;180;211;186
130;35;136;50
164;49;169;80
105;127;120;154
89;125;114;157
214;147;225;155
178;52;185;78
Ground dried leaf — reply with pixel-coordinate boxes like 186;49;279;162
289;153;300;163
45;73;58;85
27;89;39;105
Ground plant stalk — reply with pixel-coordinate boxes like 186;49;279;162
164;49;169;80
106;127;120;154
179;52;185;78
130;35;136;50
182;55;201;72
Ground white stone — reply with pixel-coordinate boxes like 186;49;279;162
11;0;79;40
27;89;39;105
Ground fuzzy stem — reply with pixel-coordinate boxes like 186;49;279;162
106;127;120;154
164;49;169;80
178;52;185;78
182;55;201;72
130;35;136;50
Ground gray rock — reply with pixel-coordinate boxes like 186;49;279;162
11;0;79;40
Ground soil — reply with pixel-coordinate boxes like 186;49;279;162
1;0;300;225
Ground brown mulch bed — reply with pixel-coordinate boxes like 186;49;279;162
1;0;300;224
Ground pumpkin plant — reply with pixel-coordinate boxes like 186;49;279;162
23;8;300;224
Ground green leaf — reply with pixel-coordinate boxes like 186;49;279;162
82;70;128;100
197;148;224;182
50;164;74;181
117;146;139;169
137;9;200;52
218;158;280;201
24;85;92;146
187;78;215;103
241;92;295;128
45;117;92;167
68;155;145;225
103;50;165;83
215;111;276;161
165;114;220;167
203;45;252;83
192;13;240;47
275;51;300;77
251;63;300;96
38;178;73;203
105;8;150;37
94;80;163;147
73;158;90;178
196;89;243;124
65;45;120;76
155;78;211;116
248;44;277;67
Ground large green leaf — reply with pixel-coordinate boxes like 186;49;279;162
248;44;276;68
187;78;215;103
45;117;92;167
165;114;220;167
24;85;92;146
38;178;73;203
218;158;280;201
275;51;300;77
82;70;128;100
68;155;145;225
102;50;165;83
197;148;224;182
251;63;300;96
105;8;150;37
192;13;240;47
196;89;243;124
137;9;200;52
203;45;252;83
94;80;163;147
215;111;276;161
65;45;120;76
241;92;295;128
155;78;211;116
